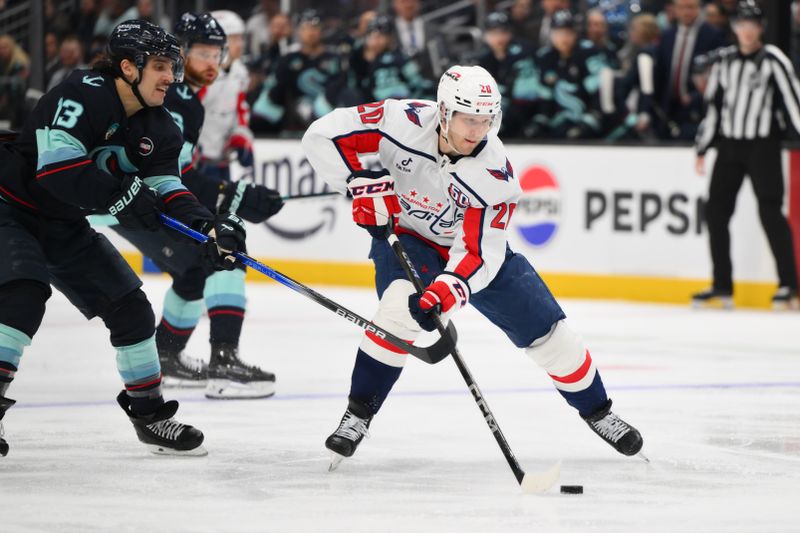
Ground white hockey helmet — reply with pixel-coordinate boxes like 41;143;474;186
210;10;245;36
437;65;502;133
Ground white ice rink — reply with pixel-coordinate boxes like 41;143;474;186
2;276;799;533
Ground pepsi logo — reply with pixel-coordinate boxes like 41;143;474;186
515;165;561;247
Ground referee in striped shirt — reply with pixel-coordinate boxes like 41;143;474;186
693;0;799;309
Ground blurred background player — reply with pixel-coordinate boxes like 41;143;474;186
302;65;644;470
346;15;432;104
533;9;607;139
0;20;247;456
109;12;282;399
693;1;800;310
250;10;343;133
198;10;254;182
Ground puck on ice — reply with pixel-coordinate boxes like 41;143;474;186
560;485;583;494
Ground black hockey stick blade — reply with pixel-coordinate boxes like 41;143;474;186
388;233;561;493
159;214;455;364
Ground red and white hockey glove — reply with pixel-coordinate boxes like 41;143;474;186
224;126;255;168
347;169;401;240
408;273;470;332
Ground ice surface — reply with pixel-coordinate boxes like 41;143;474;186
2;277;799;532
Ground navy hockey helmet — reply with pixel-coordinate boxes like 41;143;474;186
174;12;227;51
108;19;184;82
486;11;511;31
733;1;764;23
551;9;576;30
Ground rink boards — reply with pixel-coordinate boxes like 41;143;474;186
100;140;800;309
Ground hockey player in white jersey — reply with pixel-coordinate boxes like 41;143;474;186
197;10;254;181
302;66;645;469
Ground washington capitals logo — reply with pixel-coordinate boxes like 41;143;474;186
487;158;514;181
404;102;429;127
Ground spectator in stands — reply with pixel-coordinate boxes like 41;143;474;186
0;34;29;129
704;2;734;44
86;36;108;66
652;0;724;140
584;8;620;69
533;9;606;139
509;0;538;48
133;0;170;30
247;11;292;93
44;32;61;88
45;0;71;37
601;13;662;139
531;0;570;48
478;11;539;138
71;0;100;55
93;0;137;37
347;15;431;104
245;0;280;60
393;0;429;57
47;35;86;91
250;10;342;133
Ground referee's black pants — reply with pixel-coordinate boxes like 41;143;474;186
705;138;798;292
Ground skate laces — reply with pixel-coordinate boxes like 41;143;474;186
590;412;630;443
178;353;207;372
147;418;186;441
334;411;369;442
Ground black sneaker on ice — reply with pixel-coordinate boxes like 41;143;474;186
691;287;733;310
117;391;206;456
0;395;15;457
583;400;643;457
325;398;372;471
772;286;799;310
159;349;207;388
205;343;276;399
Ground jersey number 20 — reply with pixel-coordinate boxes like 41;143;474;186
357;101;385;124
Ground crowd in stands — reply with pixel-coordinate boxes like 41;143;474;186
0;0;793;141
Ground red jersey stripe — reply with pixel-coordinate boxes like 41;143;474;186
332;131;382;171
453;207;484;279
35;159;92;179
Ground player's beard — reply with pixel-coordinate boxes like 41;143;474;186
184;62;218;88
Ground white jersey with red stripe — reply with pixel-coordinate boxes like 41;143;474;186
198;59;251;161
302;98;520;294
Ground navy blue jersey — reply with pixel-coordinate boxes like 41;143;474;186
0;69;211;226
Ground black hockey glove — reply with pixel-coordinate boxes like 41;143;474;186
199;213;247;271
218;181;284;223
108;175;163;231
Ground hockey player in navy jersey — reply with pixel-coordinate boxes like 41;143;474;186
302;65;644;469
0;20;248;456
109;12;282;399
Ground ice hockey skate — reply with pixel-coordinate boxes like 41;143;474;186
159;349;207;388
691;287;734;310
583;400;644;458
0;395;15;457
771;286;799;311
204;342;276;399
117;391;207;456
325;398;372;471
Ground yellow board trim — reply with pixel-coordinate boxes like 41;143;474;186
119;252;778;309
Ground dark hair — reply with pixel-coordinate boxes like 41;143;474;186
90;54;117;76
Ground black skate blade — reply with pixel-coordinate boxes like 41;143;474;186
328;452;345;472
204;379;276;400
0;440;8;457
520;461;561;494
146;443;208;457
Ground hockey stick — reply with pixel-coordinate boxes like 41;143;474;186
158;214;455;364
388;233;562;494
281;191;340;201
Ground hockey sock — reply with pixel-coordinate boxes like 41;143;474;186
349;349;403;415
0;325;32;397
554;369;608;418
116;336;164;415
156;288;204;353
204;269;246;346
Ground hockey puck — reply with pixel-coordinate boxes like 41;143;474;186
560;485;583;494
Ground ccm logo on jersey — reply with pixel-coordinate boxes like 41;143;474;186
108;178;141;216
349;180;395;197
448;183;471;208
